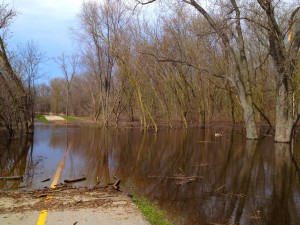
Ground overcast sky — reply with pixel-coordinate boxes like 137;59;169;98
8;0;85;82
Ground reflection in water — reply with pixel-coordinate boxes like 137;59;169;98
0;136;33;189
0;125;300;225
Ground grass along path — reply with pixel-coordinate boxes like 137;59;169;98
61;115;76;121
35;115;50;123
133;196;172;225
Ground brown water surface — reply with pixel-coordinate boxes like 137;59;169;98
0;125;300;225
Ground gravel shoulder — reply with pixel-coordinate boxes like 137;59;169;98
0;187;150;225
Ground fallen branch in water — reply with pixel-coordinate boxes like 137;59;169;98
96;176;100;186
222;192;246;198
176;178;197;185
0;176;23;181
148;175;203;179
149;168;204;185
41;178;50;182
18;185;28;189
64;177;86;184
196;141;217;143
193;163;209;167
216;185;225;191
112;173;121;191
113;180;121;190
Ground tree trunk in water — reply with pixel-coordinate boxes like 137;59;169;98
25;119;34;134
255;1;300;142
182;111;188;129
241;102;258;140
238;87;258;140
229;91;236;124
24;95;34;134
274;83;293;142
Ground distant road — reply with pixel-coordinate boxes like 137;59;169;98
43;115;65;121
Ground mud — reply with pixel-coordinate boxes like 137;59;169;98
0;186;135;213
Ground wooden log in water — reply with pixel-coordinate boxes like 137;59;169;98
148;175;203;179
64;177;86;184
0;176;23;181
176;178;197;185
41;178;50;182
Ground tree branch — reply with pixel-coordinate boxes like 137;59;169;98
138;51;227;80
288;7;300;54
135;0;157;5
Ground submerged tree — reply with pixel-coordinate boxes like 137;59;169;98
134;0;300;142
0;3;34;136
13;40;46;133
29;0;299;142
256;1;300;142
135;0;259;139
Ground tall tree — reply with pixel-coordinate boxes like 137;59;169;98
74;0;129;124
0;3;34;136
56;53;78;116
256;1;300;142
14;40;46;132
135;0;259;139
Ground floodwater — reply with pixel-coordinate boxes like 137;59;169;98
0;125;300;225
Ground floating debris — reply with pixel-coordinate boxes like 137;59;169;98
0;176;23;181
64;177;86;184
41;178;50;182
149;168;203;185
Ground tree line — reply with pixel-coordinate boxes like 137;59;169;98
1;0;300;142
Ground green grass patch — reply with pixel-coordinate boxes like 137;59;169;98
35;115;49;123
61;115;76;121
133;196;172;225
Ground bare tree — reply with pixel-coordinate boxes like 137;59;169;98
73;0;130;125
135;0;259;139
256;1;300;142
0;3;34;136
13;40;46;132
35;83;51;114
50;78;65;114
56;53;78;116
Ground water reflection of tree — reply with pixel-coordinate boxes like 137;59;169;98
110;128;237;224
51;127;112;185
42;126;300;225
0;136;33;189
265;143;300;225
109;129;300;225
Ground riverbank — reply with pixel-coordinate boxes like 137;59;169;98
0;186;150;225
36;114;252;130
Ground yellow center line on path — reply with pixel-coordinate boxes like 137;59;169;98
50;145;71;189
35;145;71;225
36;210;48;225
